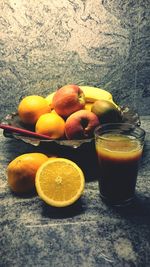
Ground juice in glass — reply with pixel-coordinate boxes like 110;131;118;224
94;123;145;206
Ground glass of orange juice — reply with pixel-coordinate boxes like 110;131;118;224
94;123;145;206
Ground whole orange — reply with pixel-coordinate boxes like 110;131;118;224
18;95;51;125
7;153;49;194
35;113;65;139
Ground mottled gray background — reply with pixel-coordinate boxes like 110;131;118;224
1;2;150;266
0;0;150;120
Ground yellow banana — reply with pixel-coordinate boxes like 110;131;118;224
79;86;113;102
108;99;121;111
45;86;120;111
84;102;93;111
45;92;55;105
46;86;112;104
80;86;120;111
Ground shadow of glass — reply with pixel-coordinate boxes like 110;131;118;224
111;194;150;224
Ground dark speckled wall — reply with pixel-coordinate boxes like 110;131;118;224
0;0;150;119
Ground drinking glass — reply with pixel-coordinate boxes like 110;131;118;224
94;123;145;206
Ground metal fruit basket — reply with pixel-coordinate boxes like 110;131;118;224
1;106;141;180
2;106;140;149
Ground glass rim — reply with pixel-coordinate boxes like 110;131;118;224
94;122;146;141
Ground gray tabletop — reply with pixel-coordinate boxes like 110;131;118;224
1;116;150;267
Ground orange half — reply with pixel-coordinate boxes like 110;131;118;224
35;158;85;207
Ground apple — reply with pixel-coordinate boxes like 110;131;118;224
65;110;99;139
52;84;85;117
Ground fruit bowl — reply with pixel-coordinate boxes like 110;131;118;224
2;106;140;148
1;106;141;180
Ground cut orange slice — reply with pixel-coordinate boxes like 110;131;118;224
35;158;85;207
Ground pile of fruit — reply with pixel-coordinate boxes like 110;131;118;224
18;84;122;140
6;85;122;207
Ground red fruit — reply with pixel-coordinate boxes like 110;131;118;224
52;84;85;117
65;110;99;139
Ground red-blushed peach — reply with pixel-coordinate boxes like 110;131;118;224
52;84;85;117
65;110;99;139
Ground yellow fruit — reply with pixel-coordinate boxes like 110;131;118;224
35;158;85;207
51;109;58;114
35;113;65;139
84;102;93;111
7;153;49;194
18;95;51;125
46;88;119;111
108;99;121;110
45;86;112;105
45;92;55;107
79;86;113;102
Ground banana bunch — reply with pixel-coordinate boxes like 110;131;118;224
45;85;120;110
80;86;120;110
79;86;112;102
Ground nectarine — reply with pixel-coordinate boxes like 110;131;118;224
65;110;99;139
52;84;85;117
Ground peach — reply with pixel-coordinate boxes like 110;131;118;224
52;84;85;117
65;110;99;139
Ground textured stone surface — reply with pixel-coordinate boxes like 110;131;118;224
0;0;150;121
0;116;150;266
0;1;150;263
